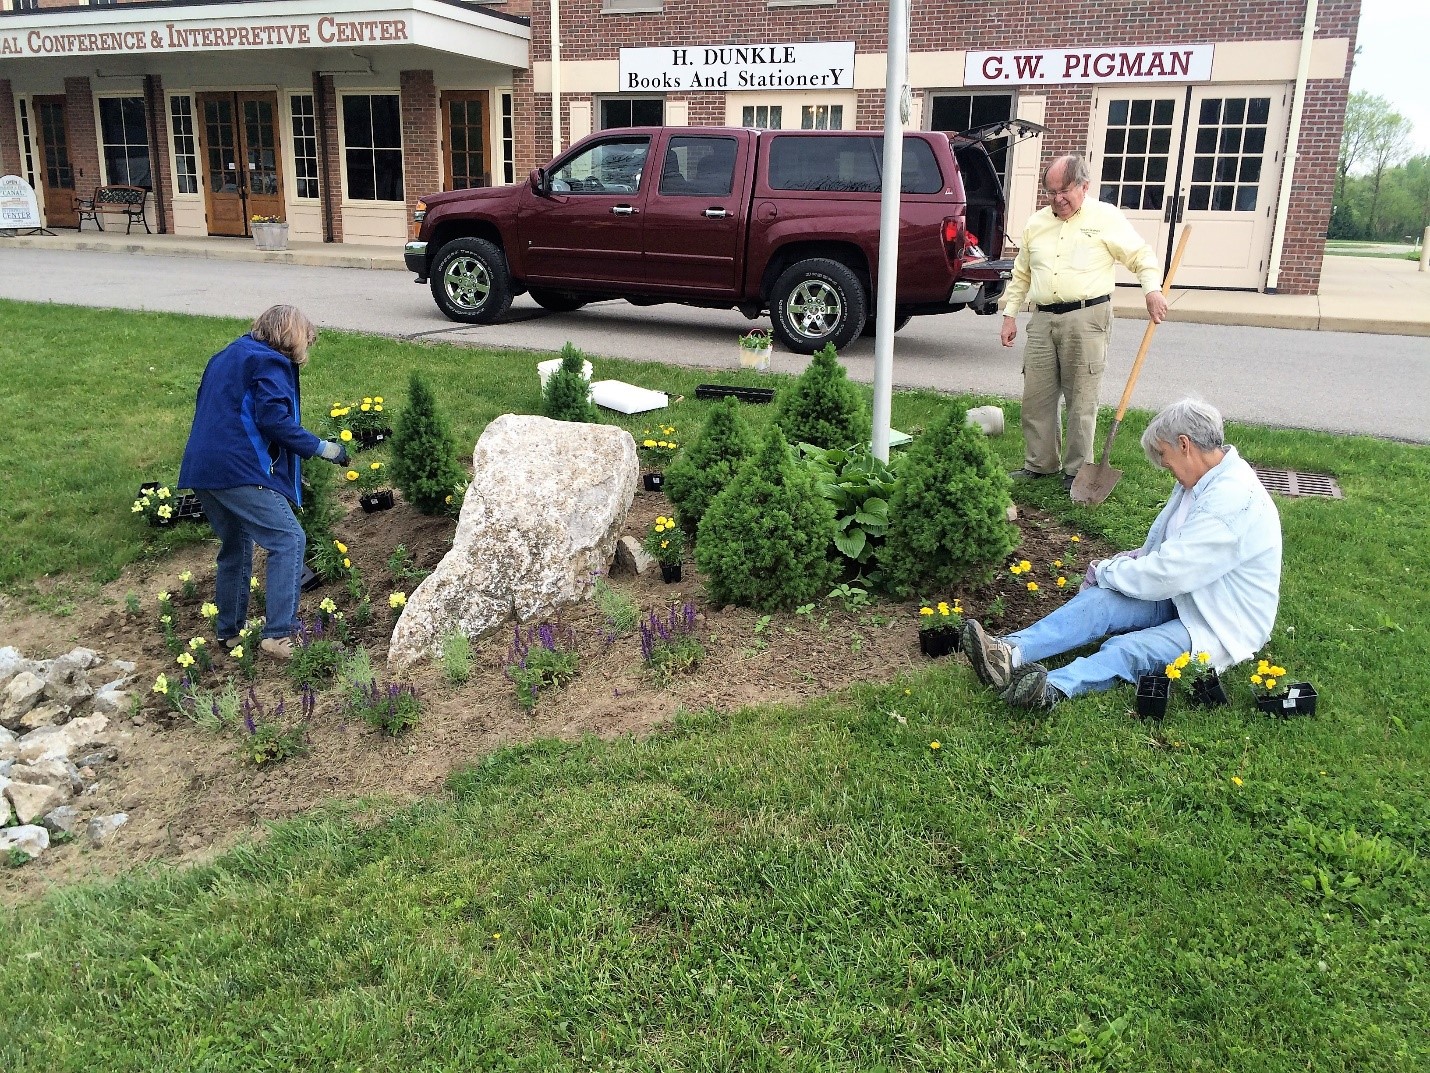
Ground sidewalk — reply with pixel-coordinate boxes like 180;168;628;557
3;229;1427;336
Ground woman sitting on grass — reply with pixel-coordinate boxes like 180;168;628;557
962;398;1283;709
179;304;350;660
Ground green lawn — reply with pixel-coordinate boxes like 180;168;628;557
1;300;1426;1071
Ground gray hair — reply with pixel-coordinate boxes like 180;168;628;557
1044;154;1091;188
1141;398;1226;465
251;304;317;366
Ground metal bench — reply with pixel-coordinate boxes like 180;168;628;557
75;185;151;234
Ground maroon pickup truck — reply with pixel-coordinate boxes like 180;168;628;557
405;124;1019;353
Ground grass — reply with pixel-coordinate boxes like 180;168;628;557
1;300;1427;1070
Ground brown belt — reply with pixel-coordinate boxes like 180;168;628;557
1036;294;1111;315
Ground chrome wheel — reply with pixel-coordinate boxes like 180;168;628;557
785;279;844;341
442;255;493;312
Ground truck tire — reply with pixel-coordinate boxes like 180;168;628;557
770;259;867;354
860;313;912;337
430;237;513;324
529;288;588;313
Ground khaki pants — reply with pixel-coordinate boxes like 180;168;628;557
1020;301;1112;475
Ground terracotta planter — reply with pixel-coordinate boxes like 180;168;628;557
1136;674;1171;720
919;628;960;658
359;489;395;513
1255;682;1318;717
659;562;683;583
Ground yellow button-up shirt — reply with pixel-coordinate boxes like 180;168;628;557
1000;198;1162;315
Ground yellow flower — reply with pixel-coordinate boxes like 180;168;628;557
189;636;206;649
1070;535;1081;542
156;487;172;499
1026;581;1039;592
345;470;360;481
1250;674;1263;685
250;576;260;590
319;597;337;613
334;540;347;553
919;606;934;616
643;439;656;448
1175;652;1190;668
131;501;145;513
389;592;407;608
330;407;342;418
1265;678;1278;690
1053;559;1063;568
363;397;373;404
491;932;501;940
1231;776;1243;787
1197;652;1212;664
176;652;195;668
343;558;352;568
201;602;218;618
370;461;382;471
179;570;193;583
160;614;172;625
360;403;371;412
1019;560;1031;571
231;645;244;659
929;741;941;750
157;505;173;519
374;404;383;412
340;429;353;442
445;495;453;504
374;396;383;404
157;591;171;602
1257;659;1271;674
152;674;169;694
1057;576;1067;587
1165;665;1181;680
1270;665;1286;677
660;539;669;549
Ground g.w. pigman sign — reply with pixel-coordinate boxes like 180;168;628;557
965;44;1214;86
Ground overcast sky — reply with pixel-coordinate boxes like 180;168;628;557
1349;0;1430;154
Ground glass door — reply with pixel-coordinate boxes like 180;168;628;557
33;96;77;229
1090;90;1184;280
197;92;285;236
441;91;490;190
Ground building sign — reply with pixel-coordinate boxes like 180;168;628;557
620;42;855;92
0;175;43;230
0;14;411;57
965;44;1214;85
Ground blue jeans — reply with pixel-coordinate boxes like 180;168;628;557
194;486;305;641
1003;585;1192;698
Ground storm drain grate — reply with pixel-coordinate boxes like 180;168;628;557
1252;466;1344;499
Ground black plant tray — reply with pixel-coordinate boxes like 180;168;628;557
695;384;775;404
354;427;393;449
139;482;205;526
300;561;323;592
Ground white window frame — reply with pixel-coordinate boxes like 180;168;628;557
338;90;405;204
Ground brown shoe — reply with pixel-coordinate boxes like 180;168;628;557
259;637;294;660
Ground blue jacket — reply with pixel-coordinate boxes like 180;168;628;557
179;334;320;505
1095;446;1282;669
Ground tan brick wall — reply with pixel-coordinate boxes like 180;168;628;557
313;72;343;243
400;69;438;221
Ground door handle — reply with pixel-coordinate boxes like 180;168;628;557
1163;194;1176;223
611;205;638;216
702;208;729;218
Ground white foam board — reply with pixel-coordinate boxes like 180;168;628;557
590;380;669;414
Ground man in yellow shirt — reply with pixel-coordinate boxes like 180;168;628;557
999;154;1168;490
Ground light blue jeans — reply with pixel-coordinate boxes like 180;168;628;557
1003;585;1192;698
194;486;305;641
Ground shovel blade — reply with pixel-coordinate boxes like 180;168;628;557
1070;461;1122;506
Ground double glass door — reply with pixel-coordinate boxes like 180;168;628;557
196;92;285;236
1089;84;1290;289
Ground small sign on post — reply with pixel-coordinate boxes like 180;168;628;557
0;175;53;236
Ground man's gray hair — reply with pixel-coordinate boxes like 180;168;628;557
1044;154;1091;187
1141;398;1226;465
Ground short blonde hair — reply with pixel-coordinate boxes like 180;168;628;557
250;304;317;366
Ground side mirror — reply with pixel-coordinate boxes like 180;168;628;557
528;167;548;196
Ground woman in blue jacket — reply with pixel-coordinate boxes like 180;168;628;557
179;305;349;660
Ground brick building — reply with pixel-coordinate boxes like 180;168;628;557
1;0;1357;293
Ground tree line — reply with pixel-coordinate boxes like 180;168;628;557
1331;90;1428;243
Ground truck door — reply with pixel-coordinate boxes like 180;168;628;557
519;134;652;288
641;131;753;296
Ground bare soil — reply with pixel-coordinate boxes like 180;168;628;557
1;488;1104;905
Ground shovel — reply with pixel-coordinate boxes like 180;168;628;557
1070;225;1192;506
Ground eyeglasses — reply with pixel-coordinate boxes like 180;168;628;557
1042;182;1086;198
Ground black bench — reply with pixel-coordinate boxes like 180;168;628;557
75;185;151;234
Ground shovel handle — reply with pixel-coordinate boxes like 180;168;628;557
1112;225;1192;421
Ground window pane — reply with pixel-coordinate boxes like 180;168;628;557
98;96;151;188
632;99;664;126
372;95;402;148
664;135;737;196
169;96;197;195
346;149;375;200
343;96;374;148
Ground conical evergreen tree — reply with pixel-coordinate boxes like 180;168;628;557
774;342;871;449
664;396;757;533
695;423;838;610
389;370;466;515
880;403;1017;596
542;342;599;423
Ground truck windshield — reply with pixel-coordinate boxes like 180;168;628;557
766;136;944;194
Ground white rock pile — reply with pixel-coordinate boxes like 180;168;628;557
1;646;130;863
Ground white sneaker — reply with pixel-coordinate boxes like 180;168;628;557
260;637;294;661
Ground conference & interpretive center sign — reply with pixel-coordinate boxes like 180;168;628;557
965;44;1214;85
620;42;856;93
2;13;412;57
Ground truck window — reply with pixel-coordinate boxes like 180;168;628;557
659;136;738;197
550;137;650;195
767;135;944;194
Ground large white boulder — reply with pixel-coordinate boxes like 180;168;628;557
388;414;638;669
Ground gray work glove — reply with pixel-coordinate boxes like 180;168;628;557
1081;548;1143;591
316;439;350;466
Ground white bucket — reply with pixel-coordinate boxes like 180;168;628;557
537;357;594;399
965;405;1005;437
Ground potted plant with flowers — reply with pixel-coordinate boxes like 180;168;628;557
250;214;289;251
133;483;177;528
327;395;392;449
644;514;686;583
1174;649;1230;707
917;599;963;658
737;328;773;372
1250;657;1317;716
348;460;395;512
638;423;680;491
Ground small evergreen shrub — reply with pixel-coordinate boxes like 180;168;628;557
774;343;871;450
880;403;1018;597
664;396;757;532
542;342;599;423
695;424;838;610
390;370;466;515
